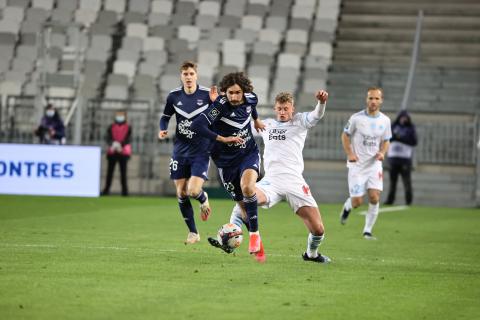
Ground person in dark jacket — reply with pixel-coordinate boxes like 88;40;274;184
34;104;65;144
101;110;132;196
385;110;417;205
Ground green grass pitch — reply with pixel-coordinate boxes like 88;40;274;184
0;195;479;320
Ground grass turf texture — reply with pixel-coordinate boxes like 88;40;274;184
0;195;479;320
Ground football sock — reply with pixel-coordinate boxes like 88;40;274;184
194;190;207;204
363;202;379;234
344;197;352;211
243;194;258;232
178;197;197;233
306;233;324;258
229;204;244;228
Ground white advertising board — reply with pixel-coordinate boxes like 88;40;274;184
0;144;101;197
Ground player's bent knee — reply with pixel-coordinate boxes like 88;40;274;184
187;187;201;198
240;184;256;197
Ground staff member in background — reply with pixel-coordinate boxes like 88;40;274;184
384;110;417;206
101;110;132;197
34;104;66;145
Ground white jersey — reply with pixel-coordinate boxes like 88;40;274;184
260;111;320;177
344;109;392;169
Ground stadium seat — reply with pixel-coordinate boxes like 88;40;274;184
151;0;173;14
105;0;126;14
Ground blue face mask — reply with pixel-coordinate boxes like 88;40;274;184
115;116;125;123
46;110;55;117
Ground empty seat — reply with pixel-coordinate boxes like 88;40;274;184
151;0;173;14
148;12;170;26
178;25;200;45
113;60;136;80
32;0;54;10
241;15;263;31
127;0;150;14
79;0;101;11
199;1;221;16
278;53;301;69
126;23;148;38
105;0;126;14
75;9;98;26
143;37;165;51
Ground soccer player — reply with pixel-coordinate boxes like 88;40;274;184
191;72;266;261
339;87;392;240
158;61;212;245
216;91;331;264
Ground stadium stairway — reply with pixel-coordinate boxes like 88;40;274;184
303;161;477;208
328;0;480;114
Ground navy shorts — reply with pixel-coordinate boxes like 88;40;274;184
217;152;261;201
169;155;210;180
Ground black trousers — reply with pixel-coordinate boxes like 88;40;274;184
103;154;129;196
385;158;413;205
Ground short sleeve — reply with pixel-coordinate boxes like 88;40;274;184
383;117;392;140
343;115;356;135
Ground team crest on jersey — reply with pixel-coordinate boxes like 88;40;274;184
208;108;220;121
177;101;183;106
246;106;251;113
197;100;203;106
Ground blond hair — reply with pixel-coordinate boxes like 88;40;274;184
275;92;294;105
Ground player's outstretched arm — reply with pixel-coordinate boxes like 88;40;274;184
316;90;328;104
253;118;265;132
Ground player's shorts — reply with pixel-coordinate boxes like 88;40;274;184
256;175;317;213
217;152;261;201
347;162;383;197
169;154;210;180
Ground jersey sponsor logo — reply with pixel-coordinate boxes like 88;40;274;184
362;134;377;147
268;128;287;140
208;107;220;121
219;97;227;105
178;119;195;138
227;128;251;149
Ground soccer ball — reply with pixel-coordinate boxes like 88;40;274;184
217;223;243;249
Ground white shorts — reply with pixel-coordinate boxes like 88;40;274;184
256;175;318;213
347;163;384;197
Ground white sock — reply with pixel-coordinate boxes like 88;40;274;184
344;197;352;211
363;202;379;234
229;204;244;227
306;233;324;258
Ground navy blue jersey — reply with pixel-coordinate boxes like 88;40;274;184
192;92;260;168
160;85;212;157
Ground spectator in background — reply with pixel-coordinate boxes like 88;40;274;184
34;104;65;144
384;110;417;205
101;110;132;197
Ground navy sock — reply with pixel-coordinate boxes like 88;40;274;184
194;190;207;204
243;194;258;232
178;197;197;233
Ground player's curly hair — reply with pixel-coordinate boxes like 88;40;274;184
219;72;253;93
275;92;294;105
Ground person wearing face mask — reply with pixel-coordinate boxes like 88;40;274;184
101;110;132;196
34;104;66;144
384;110;417;206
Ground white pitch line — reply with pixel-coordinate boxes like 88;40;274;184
356;205;409;216
0;243;475;268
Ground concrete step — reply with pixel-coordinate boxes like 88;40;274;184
343;1;480;16
340;14;480;30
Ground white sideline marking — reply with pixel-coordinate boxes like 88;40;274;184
0;243;475;268
357;205;409;216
